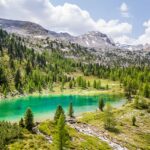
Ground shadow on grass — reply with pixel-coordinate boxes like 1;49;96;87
133;124;139;127
105;127;120;134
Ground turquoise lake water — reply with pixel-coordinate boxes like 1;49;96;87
0;94;126;122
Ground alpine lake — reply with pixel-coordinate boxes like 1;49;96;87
0;94;126;122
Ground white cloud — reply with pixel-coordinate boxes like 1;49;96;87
137;20;150;44
0;0;96;35
115;35;135;45
120;2;128;12
96;19;132;38
143;20;150;27
0;0;133;43
119;20;150;45
120;2;129;18
0;0;149;45
96;19;134;44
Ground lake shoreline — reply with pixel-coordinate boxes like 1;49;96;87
0;88;124;101
0;93;126;122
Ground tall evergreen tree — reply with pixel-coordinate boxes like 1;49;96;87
99;98;105;111
68;102;74;118
88;81;90;87
104;104;116;130
54;113;69;150
93;80;97;89
15;69;22;91
96;80;101;89
24;108;34;131
143;83;149;98
19;118;24;128
54;105;65;123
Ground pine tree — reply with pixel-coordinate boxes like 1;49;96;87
124;78;132;100
19;118;24;128
24;108;34;131
88;81;90;87
104;104;116;130
15;69;22;91
77;76;82;87
54;105;65;123
54;113;69;150
99;98;105;111
143;83;149;98
96;80;101;89
61;80;65;91
93;80;97;89
68;102;74;118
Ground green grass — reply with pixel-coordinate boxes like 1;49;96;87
79;99;150;150
38;120;55;136
7;129;51;150
8;120;111;150
1;71;123;99
35;72;123;97
55;72;123;94
68;126;111;150
38;120;111;150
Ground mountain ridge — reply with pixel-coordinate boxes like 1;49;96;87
0;18;150;51
0;18;115;50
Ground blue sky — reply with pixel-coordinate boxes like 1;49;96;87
51;0;150;38
0;0;150;44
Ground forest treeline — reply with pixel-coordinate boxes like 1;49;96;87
0;29;150;98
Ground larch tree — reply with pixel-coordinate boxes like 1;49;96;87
24;108;34;131
104;104;116;130
19;118;24;128
68;102;74;118
54;113;69;150
54;105;65;124
99;98;105;111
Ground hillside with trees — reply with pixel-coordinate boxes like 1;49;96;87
0;28;150;150
0;29;150;99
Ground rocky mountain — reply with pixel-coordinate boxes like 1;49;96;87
72;31;115;49
116;43;150;51
0;18;115;50
143;44;150;51
0;18;150;55
116;43;143;51
0;18;50;36
0;18;150;67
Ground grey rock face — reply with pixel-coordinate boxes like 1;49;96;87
72;31;115;49
1;18;150;52
0;18;115;50
0;18;49;36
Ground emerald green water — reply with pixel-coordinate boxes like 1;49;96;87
0;94;126;122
